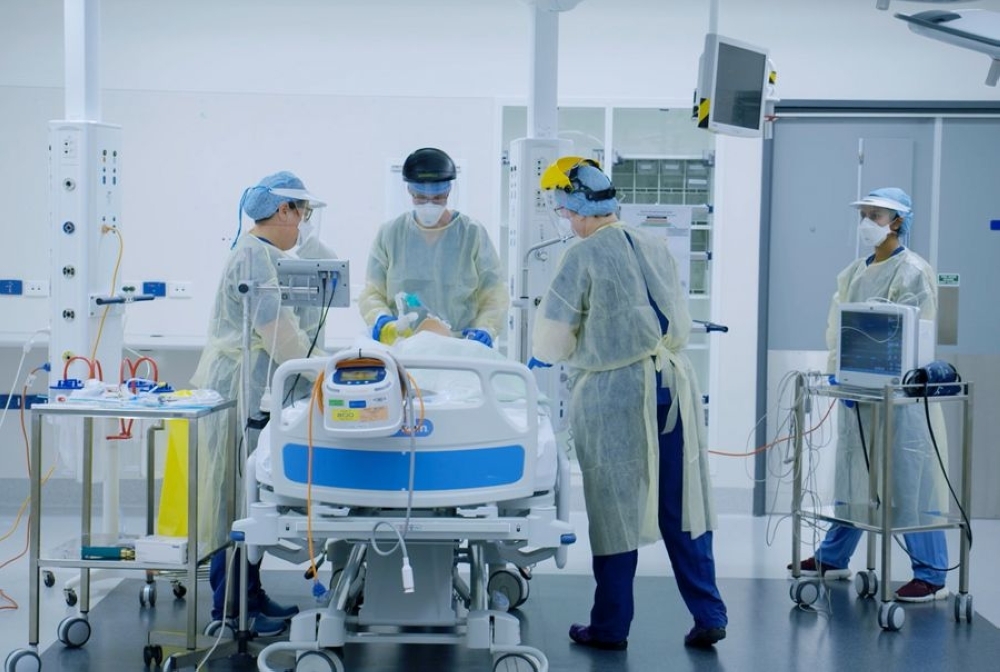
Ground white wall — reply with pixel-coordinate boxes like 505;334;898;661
3;0;999;502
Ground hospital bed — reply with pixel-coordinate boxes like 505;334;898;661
234;338;575;672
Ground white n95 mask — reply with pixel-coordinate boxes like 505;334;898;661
297;221;316;245
857;217;889;248
414;203;446;227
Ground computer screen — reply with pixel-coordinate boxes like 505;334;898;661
696;33;769;138
836;302;919;389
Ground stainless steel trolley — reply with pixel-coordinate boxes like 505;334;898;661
4;399;236;672
788;375;974;631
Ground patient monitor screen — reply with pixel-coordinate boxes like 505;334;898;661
839;310;906;376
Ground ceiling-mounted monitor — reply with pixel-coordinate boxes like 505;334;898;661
695;33;769;138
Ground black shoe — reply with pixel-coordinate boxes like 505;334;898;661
684;626;726;649
568;623;628;651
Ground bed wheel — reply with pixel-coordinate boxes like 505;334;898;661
488;568;530;609
294;649;344;672
493;653;540;672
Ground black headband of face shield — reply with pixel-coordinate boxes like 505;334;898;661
563;159;618;202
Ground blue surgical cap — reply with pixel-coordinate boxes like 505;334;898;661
241;171;307;221
408;180;452;196
868;187;913;237
553;164;619;216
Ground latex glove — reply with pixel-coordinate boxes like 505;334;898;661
372;315;394;341
527;357;552;370
828;374;855;409
462;328;493;347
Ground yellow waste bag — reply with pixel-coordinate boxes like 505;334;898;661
156;419;188;536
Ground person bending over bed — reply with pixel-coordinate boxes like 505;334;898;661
359;147;508;348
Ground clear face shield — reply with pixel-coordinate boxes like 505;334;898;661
270;187;327;246
544;190;574;240
405;180;459;228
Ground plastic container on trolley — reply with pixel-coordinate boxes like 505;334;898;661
322;348;405;438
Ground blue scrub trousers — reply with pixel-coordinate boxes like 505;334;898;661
209;547;265;620
816;524;947;585
588;405;728;642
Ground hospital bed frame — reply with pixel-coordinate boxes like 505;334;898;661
234;354;575;672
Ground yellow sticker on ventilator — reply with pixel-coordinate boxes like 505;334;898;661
329;407;389;423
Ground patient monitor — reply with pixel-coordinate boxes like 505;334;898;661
836;302;935;389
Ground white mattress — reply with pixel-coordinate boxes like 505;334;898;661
255;401;558;495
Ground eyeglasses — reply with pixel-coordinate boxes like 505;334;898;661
411;194;449;205
859;208;893;222
289;201;313;221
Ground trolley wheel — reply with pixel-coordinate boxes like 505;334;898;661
203;619;235;639
4;648;41;672
877;601;905;631
43;571;55;588
488;568;530;609
172;582;187;600
493;653;540;672
854;570;879;598
64;588;77;607
790;578;821;607
954;593;974;623
140;583;157;608
294;650;344;672
57;616;91;648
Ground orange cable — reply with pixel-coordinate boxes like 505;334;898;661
708;399;836;457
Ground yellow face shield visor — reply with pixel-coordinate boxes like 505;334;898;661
539;156;603;192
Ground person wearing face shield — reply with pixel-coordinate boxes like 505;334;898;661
191;170;336;637
532;157;728;650
788;187;950;603
358;147;508;347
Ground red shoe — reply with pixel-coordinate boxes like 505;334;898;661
895;579;948;603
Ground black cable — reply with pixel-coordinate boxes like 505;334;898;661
282;278;336;405
886;387;972;574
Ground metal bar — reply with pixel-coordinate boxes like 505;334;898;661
28;412;43;646
187;417;199;649
959;383;974;594
879;386;893;604
80;417;93;612
790;374;804;578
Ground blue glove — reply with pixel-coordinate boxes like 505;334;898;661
372;314;393;341
462;328;493;347
828;374;855;409
527;357;552;370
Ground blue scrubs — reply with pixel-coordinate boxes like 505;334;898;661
588;402;728;641
209;547;265;620
816;525;947;585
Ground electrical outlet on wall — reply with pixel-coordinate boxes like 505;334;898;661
24;280;51;297
167;281;193;299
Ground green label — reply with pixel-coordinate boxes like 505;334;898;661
937;273;960;287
